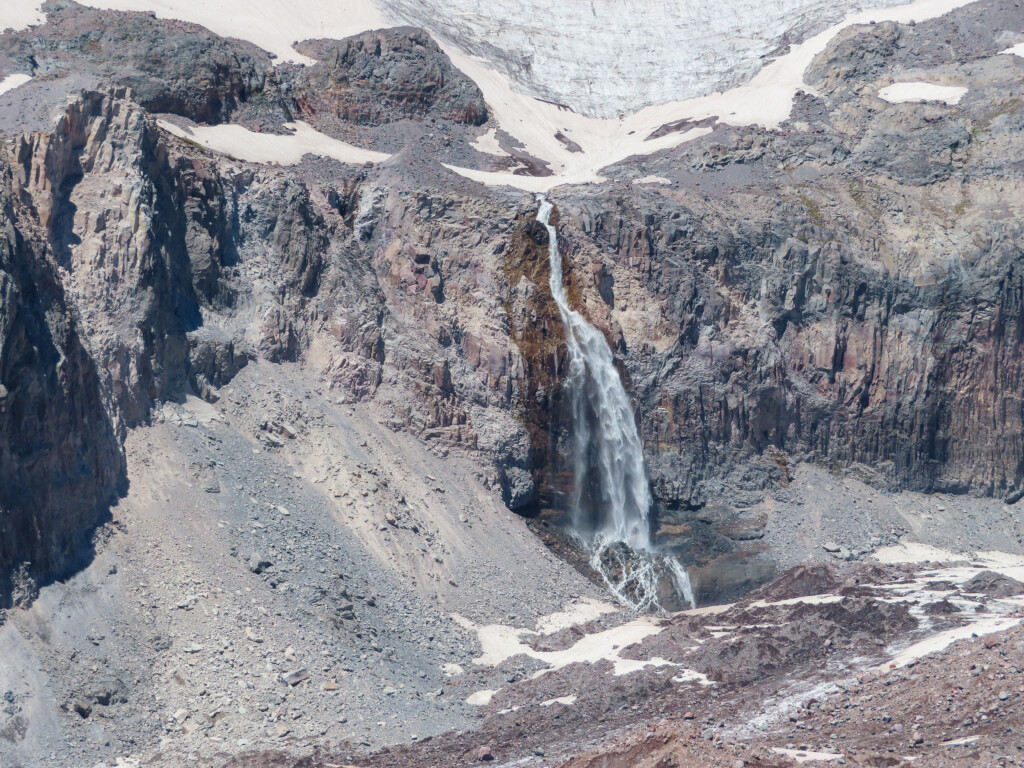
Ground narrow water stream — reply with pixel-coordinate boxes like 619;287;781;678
537;196;695;610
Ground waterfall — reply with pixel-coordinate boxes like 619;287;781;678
537;196;695;611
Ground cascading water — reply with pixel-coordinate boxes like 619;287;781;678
537;196;695;611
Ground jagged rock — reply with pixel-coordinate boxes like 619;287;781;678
281;669;310;687
291;28;487;128
248;553;272;574
0;2;281;125
962;570;1024;597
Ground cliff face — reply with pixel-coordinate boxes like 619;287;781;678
554;188;1024;510
1;1;1023;607
0;158;122;607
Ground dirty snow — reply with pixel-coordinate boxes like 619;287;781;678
454;612;664;676
158;120;390;166
533;598;617;634
878;81;968;104
465;689;498;706
873;542;965;563
470;127;510;157
540;695;577;707
772;747;846;763
882;616;1021;670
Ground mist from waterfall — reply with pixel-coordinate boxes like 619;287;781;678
537;196;695;611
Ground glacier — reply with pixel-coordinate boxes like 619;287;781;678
381;0;916;118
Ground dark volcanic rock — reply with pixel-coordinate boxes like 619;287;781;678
0;1;280;125
0;151;123;608
291;28;488;127
961;569;1024;597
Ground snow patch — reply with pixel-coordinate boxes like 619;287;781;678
540;695;577;707
672;669;714;686
878;81;968;105
749;594;845;609
940;736;980;746
532;598;616;634
772;748;845;763
881;616;1021;670
158;120;390;166
0;73;32;97
465;689;497;706
453;610;665;678
873;542;964;563
634;176;672;185
1000;42;1024;58
1;1;45;31
470;128;510;157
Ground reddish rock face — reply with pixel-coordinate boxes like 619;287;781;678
291;28;488;129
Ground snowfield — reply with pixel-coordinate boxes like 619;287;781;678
878;81;969;104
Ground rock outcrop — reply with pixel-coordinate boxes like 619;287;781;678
0;2;280;125
291;28;488;128
0;154;123;607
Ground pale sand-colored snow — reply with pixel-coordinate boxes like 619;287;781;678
453;611;665;677
540;695;577;707
1001;42;1024;57
465;689;497;706
882;616;1021;670
158;120;390;166
874;544;1024;578
533;597;617;634
0;73;32;97
772;748;846;763
974;551;1024;568
75;0;387;64
672;669;714;686
749;594;846;609
470;127;510;157
940;736;980;746
1;1;45;31
634;175;672;185
878;81;968;104
441;662;464;677
873;542;964;563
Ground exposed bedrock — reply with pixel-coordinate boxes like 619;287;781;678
0;157;123;608
291;27;488;129
0;1;280;126
2;0;1023;608
553;188;1024;508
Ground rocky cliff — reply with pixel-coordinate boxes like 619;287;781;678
0;0;1022;604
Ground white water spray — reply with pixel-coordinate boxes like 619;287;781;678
537;196;695;611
